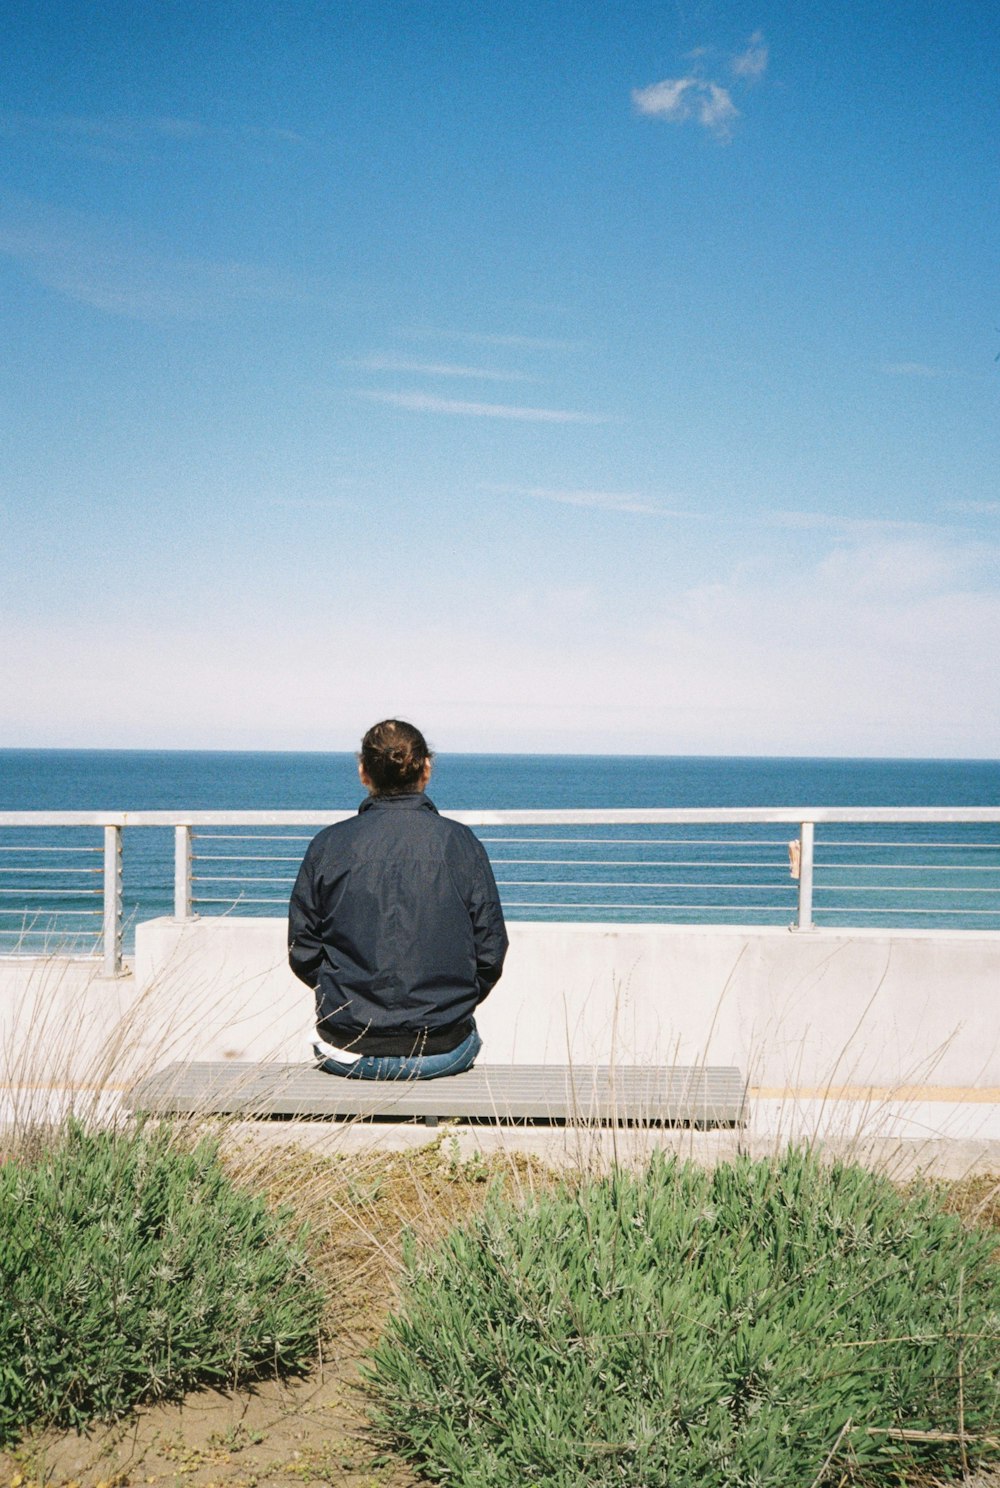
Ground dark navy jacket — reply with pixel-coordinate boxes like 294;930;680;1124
288;792;508;1056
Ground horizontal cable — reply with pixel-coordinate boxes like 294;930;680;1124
488;857;788;868
818;906;1000;917
191;868;293;880
0;844;102;854
477;835;793;846
193;862;790;878
0;888;102;898
499;900;793;912
0;908;103;918
192;895;290;905
495;879;792;891
0;931;100;941
192;832;314;842
0;867;101;876
814;885;1000;895
194;853;305;864
192;855;791;870
820;838;999;849
818;864;1000;874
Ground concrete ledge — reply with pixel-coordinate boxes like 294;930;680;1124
4;916;1000;1152
131;915;1000;1089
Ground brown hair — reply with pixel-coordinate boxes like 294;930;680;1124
359;719;432;795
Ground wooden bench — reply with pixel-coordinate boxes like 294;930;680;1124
125;1062;747;1127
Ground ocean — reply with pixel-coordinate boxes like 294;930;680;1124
4;749;1000;813
2;751;1000;944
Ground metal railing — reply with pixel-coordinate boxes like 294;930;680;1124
1;807;999;976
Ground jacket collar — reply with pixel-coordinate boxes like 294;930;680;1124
358;791;438;814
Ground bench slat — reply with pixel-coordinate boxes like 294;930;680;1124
126;1062;747;1126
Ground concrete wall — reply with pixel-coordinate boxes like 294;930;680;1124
0;956;140;1133
120;916;1000;1091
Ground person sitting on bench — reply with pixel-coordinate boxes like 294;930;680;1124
288;719;508;1079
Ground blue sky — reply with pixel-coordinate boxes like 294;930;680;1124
2;0;998;755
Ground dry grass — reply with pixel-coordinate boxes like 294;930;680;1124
219;1128;552;1338
3;1121;1000;1488
939;1172;1000;1233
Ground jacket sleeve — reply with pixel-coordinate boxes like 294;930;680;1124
469;843;508;1003
288;849;324;987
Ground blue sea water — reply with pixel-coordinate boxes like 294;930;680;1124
2;751;999;944
4;749;1000;813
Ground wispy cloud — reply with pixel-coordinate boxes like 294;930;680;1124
763;509;940;535
0;111;206;144
881;361;953;378
811;533;1000;601
731;31;769;81
0;112;305;161
266;497;354;510
0;193;309;319
632;32;767;140
353;391;607;423
347;355;538;383
407;326;580;352
942;500;1000;516
485;483;686;515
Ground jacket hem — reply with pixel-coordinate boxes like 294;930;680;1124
314;1015;476;1058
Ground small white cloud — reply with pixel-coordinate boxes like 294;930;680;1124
634;32;765;139
632;76;739;138
354;391;606;423
631;77;698;122
731;32;768;81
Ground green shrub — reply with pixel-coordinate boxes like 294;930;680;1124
368;1149;1000;1487
0;1120;323;1445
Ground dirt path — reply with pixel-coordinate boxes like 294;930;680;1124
2;1351;416;1488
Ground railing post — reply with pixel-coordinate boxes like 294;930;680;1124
795;820;815;930
102;824;122;975
174;824;193;919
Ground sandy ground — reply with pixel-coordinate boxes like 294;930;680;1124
6;1372;1000;1488
1;1352;416;1488
5;1361;999;1488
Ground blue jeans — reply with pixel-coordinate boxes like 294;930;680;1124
313;1025;482;1080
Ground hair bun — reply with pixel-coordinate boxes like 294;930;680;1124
360;719;432;796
